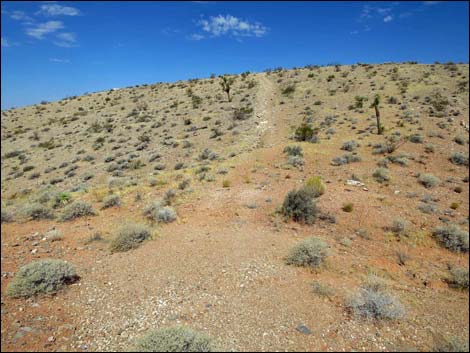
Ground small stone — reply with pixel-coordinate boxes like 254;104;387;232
48;336;56;342
296;324;312;335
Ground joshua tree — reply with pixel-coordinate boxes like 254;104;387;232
370;94;383;135
219;75;235;102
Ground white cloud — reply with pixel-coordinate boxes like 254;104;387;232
37;4;81;16
197;15;268;38
189;33;205;41
2;37;10;47
49;57;70;63
399;12;413;19
53;32;77;47
26;21;64;39
383;15;393;23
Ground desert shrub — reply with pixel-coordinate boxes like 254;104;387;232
109;223;151;253
390;218;408;235
417;203;437;214
178;179;191;190
454;136;466;145
341;140;358;152
45;229;63;242
373;168;390;183
304;176;325;197
102;194;121;209
447;266;469;290
424;144;435;153
285;237;329;269
281;188;318;224
342;203;354;212
283;145;303;157
60;201;96;221
311;281;334;298
346;279;404;320
134;326;214;352
23;203;54;220
198;148;218;161
331;153;361;166
163;189;176;206
281;84;296;96
157;207;177;223
432;225;469;253
222;180;231;188
143;201;162;221
1;209;14;223
449;152;469;166
434;336;469;352
409;134;424;143
52;192;72;208
6;259;77;298
287;155;304;168
418;173;440;188
294;124;317;142
174;162;185;170
232;106;253;120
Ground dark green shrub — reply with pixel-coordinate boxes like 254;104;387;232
281;188;318;224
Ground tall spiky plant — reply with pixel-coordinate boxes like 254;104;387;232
370;94;383;135
219;75;235;102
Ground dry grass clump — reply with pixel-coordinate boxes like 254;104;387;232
346;276;405;320
134;326;214;352
285;237;329;269
109;223;151;253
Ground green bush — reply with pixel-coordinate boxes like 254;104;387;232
304;176;325;197
109;223;151;253
285;237;329;269
6;259;77;298
294;124;317;142
134;326;214;352
433;225;469;253
60;201;96;221
281;187;318;224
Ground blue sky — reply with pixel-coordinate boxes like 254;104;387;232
1;1;469;110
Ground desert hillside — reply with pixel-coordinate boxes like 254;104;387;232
1;62;469;352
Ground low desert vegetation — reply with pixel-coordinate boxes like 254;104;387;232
23;203;54;220
109;223;152;253
6;259;77;298
447;266;469;290
101;194;121;209
134;326;214;352
281;187;318;224
346;276;405;320
432;224;469;253
285;237;329;269
60;201;97;221
418;173;440;188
